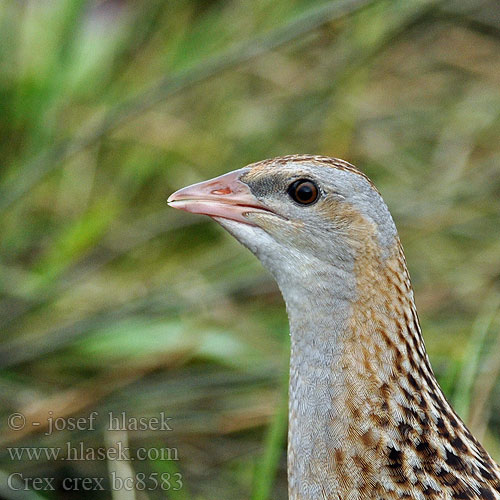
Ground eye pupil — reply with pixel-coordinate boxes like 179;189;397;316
297;184;313;200
288;180;319;205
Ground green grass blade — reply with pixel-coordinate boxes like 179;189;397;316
250;351;289;500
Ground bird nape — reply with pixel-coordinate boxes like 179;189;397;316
168;155;500;500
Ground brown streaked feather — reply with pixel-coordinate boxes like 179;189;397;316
247;154;377;189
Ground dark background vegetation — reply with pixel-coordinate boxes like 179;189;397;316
0;0;499;498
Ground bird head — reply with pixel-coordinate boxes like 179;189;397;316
168;155;397;296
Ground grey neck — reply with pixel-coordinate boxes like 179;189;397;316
264;248;359;499
284;265;357;499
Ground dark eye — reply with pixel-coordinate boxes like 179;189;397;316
287;179;319;205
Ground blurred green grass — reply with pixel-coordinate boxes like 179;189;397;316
0;0;499;498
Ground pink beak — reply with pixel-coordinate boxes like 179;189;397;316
167;168;274;226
